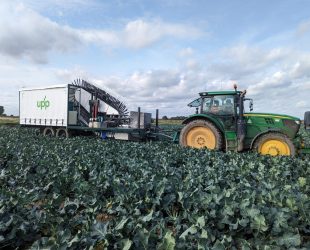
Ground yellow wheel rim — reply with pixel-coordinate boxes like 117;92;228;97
259;139;291;156
186;126;216;149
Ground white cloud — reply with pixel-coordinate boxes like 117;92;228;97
78;19;201;49
24;0;98;9
0;57;64;115
209;45;290;79
0;2;202;63
297;19;310;36
178;47;194;57
0;3;80;63
123;19;201;49
185;59;200;71
296;101;308;108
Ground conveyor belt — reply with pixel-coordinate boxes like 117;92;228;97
72;79;128;116
77;104;90;126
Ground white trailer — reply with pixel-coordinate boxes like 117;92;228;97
19;83;123;137
20;85;69;127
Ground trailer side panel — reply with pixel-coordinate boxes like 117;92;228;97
20;86;68;127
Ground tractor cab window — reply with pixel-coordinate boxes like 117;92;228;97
187;98;201;107
202;95;235;115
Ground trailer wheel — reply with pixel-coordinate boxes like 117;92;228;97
43;127;55;137
56;128;70;138
35;128;43;136
253;132;295;156
180;119;223;150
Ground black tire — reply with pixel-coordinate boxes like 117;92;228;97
43;127;55;137
56;128;70;138
179;119;223;150
253;132;295;156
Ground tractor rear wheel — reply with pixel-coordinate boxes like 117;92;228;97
253;133;295;156
180;119;223;150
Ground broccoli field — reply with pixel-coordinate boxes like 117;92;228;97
0;126;310;249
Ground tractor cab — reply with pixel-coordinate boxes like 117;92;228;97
188;90;244;131
188;88;253;116
184;88;248;152
189;89;254;135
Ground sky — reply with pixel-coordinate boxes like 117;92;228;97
1;0;310;118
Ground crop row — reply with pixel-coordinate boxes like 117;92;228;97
0;127;309;249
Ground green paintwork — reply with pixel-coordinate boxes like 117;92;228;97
225;131;237;140
199;91;241;96
172;131;180;143
225;131;238;151
182;114;225;132
299;148;310;154
244;112;300;121
243;113;301;149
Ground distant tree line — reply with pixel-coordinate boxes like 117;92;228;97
162;115;188;120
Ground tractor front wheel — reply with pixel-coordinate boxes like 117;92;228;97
179;120;223;150
253;133;295;156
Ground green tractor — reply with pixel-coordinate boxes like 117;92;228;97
179;86;310;156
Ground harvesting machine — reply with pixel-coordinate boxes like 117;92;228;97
19;80;310;156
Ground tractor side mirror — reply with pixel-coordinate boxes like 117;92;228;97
244;98;253;112
249;100;253;111
304;111;310;130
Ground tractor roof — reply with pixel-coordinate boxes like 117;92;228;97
199;90;242;96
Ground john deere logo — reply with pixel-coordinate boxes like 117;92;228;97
37;96;50;110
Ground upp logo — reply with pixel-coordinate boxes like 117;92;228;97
37;96;50;110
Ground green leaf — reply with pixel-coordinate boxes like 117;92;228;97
200;229;208;239
180;225;197;240
177;192;183;202
116;218;129;230
238;218;249;227
196;216;205;228
92;222;108;238
272;212;288;233
158;230;175;250
133;228;149;249
277;233;301;247
212;240;225;250
247;208;260;218
121;238;132;250
239;240;251;250
286;198;296;210
251;215;268;232
68;235;80;247
298;177;306;187
142;210;153;222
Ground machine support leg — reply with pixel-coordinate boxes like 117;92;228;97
156;109;159;128
138;107;141;129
